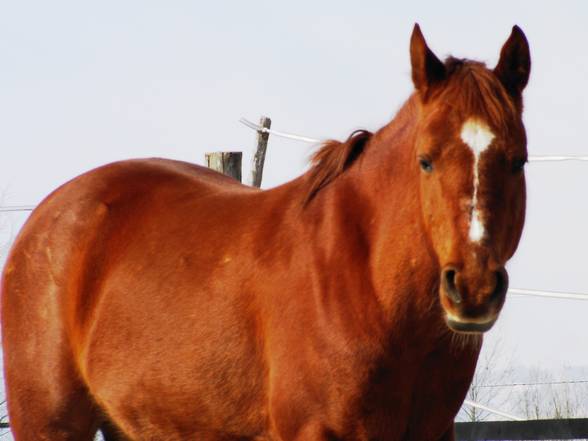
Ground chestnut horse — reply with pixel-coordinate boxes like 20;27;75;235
1;25;530;441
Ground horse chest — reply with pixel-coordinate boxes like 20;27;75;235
268;339;478;441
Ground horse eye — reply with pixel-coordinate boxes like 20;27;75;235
419;157;433;173
512;158;526;173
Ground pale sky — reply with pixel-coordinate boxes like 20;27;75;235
1;0;587;415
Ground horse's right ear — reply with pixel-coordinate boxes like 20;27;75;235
410;24;446;99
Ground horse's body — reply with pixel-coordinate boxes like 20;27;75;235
1;25;530;441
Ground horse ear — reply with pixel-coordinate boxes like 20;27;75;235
410;23;446;99
494;25;531;100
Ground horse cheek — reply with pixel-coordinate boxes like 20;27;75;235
420;176;453;264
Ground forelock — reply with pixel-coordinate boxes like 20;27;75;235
439;58;519;135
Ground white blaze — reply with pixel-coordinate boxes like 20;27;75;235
460;119;495;242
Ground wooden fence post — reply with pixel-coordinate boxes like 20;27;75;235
250;116;271;188
205;152;242;182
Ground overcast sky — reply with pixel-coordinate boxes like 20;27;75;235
1;0;587;403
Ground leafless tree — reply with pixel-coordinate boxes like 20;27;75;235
458;336;516;422
516;367;588;419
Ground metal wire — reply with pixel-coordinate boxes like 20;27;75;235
463;399;523;421
480;379;588;388
528;155;588;162
239;118;321;144
509;288;588;301
0;205;35;213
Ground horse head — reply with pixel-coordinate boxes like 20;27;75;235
410;25;530;333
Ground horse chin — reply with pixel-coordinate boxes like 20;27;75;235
444;316;497;334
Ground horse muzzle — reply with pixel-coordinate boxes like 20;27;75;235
439;266;509;333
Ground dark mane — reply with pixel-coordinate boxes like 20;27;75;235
441;57;518;132
304;130;372;204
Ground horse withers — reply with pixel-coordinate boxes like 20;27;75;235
1;24;530;441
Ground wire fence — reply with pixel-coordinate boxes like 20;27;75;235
239;117;588;163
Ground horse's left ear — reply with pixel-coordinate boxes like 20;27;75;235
494;25;531;100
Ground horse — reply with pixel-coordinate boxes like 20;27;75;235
1;24;530;441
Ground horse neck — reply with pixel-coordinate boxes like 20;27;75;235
369;98;442;333
300;96;444;344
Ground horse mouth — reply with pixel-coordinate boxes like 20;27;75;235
445;316;497;334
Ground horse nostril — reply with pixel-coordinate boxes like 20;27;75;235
442;267;462;304
491;268;509;301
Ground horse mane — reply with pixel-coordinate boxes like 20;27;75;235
304;129;372;204
441;57;518;132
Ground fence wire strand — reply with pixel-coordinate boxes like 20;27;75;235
240;117;588;163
